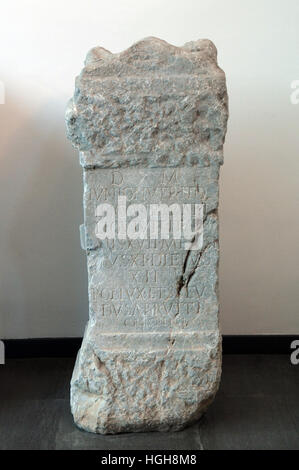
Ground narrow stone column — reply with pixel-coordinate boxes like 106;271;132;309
65;37;228;434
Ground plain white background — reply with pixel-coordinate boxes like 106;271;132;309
0;0;298;338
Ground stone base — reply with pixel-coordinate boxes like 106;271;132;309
70;332;221;434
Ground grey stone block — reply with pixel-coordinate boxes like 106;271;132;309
65;37;228;434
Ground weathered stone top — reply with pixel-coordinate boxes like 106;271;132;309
66;37;228;169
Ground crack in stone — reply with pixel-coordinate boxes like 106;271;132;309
176;209;217;297
177;241;215;296
177;239;194;296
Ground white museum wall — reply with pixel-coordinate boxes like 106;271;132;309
0;0;298;338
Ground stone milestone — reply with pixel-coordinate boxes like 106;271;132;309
65;37;228;434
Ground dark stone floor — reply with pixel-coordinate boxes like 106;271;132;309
0;355;298;450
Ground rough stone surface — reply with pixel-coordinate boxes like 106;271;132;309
66;37;228;434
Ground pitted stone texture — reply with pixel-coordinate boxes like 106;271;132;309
71;330;221;434
66;37;228;169
66;37;228;434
